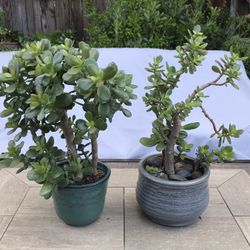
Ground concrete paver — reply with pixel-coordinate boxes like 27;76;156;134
0;216;12;239
125;188;250;250
209;169;242;187
236;217;250;245
219;171;250;216
16;188;55;217
0;188;124;250
0;167;250;249
0;171;29;215
109;168;138;187
5;168;40;187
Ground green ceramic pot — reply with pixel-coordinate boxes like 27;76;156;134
52;162;111;226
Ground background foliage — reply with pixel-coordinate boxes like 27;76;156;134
86;0;250;77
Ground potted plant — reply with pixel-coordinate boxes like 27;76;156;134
0;38;136;226
136;29;243;227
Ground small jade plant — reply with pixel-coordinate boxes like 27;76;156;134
141;30;243;180
0;39;136;198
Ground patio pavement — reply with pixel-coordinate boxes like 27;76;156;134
0;163;250;250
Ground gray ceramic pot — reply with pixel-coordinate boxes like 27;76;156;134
136;155;210;227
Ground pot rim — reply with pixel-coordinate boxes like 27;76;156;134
139;154;210;187
57;161;111;189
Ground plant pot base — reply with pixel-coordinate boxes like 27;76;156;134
143;212;199;227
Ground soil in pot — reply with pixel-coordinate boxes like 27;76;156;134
145;154;204;181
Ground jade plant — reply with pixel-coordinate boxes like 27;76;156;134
0;39;136;198
140;29;243;180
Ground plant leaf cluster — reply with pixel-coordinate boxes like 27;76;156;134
140;30;243;174
0;38;136;198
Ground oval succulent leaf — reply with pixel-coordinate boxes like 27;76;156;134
85;59;99;76
97;85;111;102
4;84;16;93
95;118;107;130
89;48;99;61
55;93;73;109
182;122;200;130
98;103;110;117
76;119;87;131
40;183;53;197
103;62;118;80
121;108;132;118
140;137;158;147
212;65;221;74
77;78;95;91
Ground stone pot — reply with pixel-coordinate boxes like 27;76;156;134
52;162;111;226
136;155;210;227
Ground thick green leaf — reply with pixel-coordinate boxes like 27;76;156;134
76;119;87;131
26;149;38;158
85;112;93;121
95;118;107;130
121;108;132;118
85;59;99;76
5;85;16;93
65;55;80;67
79;41;90;51
156;142;164;151
52;83;64;96
49;167;64;180
178;130;188;139
145;165;159;174
53;51;64;65
55;93;73;109
27;170;35;181
40;183;53;197
212;65;221;74
113;88;129;100
231;82;239;90
37;109;45;121
103;62;118;80
140;137;158;147
182;122;200;130
25;108;40;119
0;159;12;168
47;112;60;123
0;109;13;118
97;85;111;102
98;103;110;117
89;48;99;61
77;78;95;91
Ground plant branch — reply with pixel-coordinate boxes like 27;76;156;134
74;100;84;107
200;105;223;135
189;75;227;102
91;138;98;174
59;111;77;158
164;114;181;175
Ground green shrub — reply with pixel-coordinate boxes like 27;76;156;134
19;30;74;47
86;0;250;77
85;0;234;49
86;0;168;48
225;36;250;77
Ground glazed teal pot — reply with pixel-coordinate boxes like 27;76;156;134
52;162;111;226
